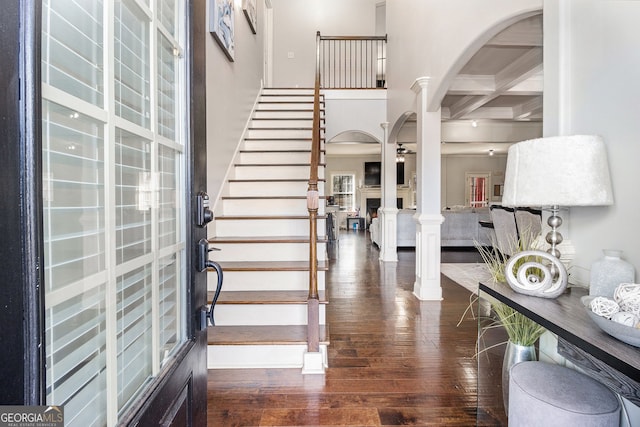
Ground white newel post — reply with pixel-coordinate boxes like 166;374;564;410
379;122;398;262
412;77;443;301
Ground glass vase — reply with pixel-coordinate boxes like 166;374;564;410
589;249;635;298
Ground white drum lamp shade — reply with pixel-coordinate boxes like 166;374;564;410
502;135;614;208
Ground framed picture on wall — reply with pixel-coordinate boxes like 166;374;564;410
243;0;257;34
210;0;235;61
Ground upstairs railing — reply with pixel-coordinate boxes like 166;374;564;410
319;33;387;89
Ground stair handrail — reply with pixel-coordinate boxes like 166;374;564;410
306;31;322;354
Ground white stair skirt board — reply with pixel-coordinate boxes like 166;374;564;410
233;165;325;180
228;181;325;197
214;304;326;326
217;270;326;292
208;344;328;369
213;218;327;237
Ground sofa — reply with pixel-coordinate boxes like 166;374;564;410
370;207;492;248
441;207;492;247
370;209;417;248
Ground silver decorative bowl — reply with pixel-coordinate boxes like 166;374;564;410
582;296;640;347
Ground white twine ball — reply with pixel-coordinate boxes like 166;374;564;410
590;296;620;319
614;283;640;316
611;311;639;328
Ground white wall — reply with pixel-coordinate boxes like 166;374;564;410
324;90;387;142
385;0;542;127
441;154;508;209
270;0;379;87
544;0;640;286
206;0;266;208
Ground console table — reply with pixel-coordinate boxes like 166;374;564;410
477;281;640;425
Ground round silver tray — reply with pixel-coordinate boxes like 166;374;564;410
581;296;640;347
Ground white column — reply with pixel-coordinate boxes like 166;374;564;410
412;77;443;301
379;122;398;262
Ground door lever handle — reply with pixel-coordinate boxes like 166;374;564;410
197;239;224;328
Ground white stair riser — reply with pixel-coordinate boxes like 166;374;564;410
212;270;326;292
214;304;326;326
249;119;314;129
208;344;328;369
243;140;320;151
239;151;322;164
213;218;326;237
209;242;327;262
234;165;325;180
221;198;325;216
228;181;324;197
262;88;316;96
247;129;318;139
257;102;319;110
253;110;321;119
260;96;317;103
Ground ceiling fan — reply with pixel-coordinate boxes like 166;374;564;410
396;143;414;163
397;143;414;154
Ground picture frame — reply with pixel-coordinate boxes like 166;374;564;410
242;0;257;34
210;0;235;61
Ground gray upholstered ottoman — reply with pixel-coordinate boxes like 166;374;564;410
509;361;620;426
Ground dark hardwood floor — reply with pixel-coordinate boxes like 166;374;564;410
208;231;500;426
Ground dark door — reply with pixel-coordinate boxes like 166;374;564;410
0;1;209;425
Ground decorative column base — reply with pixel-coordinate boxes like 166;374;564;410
301;350;326;375
413;213;444;301
379;207;398;262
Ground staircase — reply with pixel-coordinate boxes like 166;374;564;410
207;88;329;371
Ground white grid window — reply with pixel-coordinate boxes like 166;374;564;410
42;1;187;425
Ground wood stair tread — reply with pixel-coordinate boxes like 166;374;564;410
214;214;327;220
221;195;328;200
258;100;324;104
251;117;325;120
210;290;328;305
249;126;325;130
216;260;329;271
228;178;326;183
254;109;324;113
209;235;328;243
234;163;326;167
208;325;329;346
244;137;325;141
239;149;325;153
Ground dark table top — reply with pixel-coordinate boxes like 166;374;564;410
479;280;640;382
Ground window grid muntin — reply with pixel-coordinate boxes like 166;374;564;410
43;0;187;424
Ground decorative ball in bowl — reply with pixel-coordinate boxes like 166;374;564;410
582;284;640;348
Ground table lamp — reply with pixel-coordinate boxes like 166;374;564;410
501;135;614;298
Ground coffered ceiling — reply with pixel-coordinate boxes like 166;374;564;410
327;13;543;157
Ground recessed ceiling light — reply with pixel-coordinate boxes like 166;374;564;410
471;120;478;128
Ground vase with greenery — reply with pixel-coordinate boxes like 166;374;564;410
474;234;547;413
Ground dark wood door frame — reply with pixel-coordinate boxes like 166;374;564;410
0;0;45;405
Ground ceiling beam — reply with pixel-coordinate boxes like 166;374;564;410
513;96;543;120
448;47;543;120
